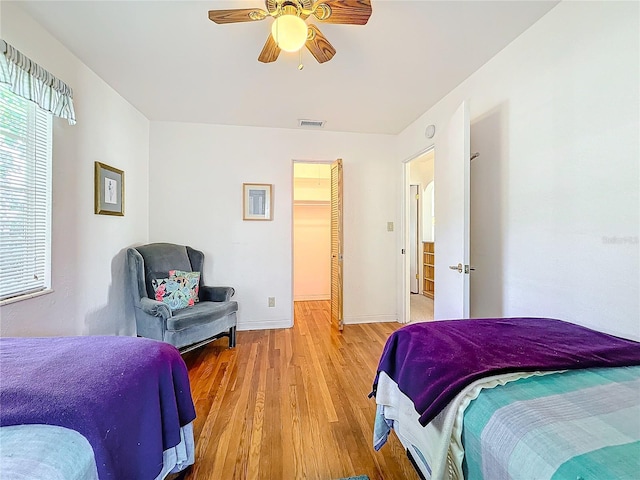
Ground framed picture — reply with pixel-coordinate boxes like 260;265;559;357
95;161;124;216
243;183;272;221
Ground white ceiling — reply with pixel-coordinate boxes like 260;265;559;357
15;0;559;135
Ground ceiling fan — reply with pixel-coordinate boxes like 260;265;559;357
208;0;372;64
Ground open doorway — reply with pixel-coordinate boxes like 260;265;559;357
405;150;435;323
292;162;332;321
403;101;488;323
292;160;344;328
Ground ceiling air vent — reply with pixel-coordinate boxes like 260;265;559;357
298;119;326;129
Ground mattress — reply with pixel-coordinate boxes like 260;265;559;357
0;424;98;480
461;366;640;480
374;366;640;480
374;370;550;479
0;336;197;479
0;422;194;480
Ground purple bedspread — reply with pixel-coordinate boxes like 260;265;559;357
373;318;640;426
0;336;196;480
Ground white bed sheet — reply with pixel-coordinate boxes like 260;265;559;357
375;370;554;480
155;422;195;480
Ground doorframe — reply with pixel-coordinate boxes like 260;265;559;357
409;184;420;294
400;145;435;324
291;159;334;325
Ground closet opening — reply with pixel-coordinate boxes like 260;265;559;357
292;162;332;321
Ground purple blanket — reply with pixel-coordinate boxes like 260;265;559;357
373;318;640;426
0;336;196;479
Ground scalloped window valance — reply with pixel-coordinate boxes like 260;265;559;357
0;39;76;124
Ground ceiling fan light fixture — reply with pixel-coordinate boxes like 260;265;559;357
271;14;308;52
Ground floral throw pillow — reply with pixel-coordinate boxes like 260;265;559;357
152;270;200;311
170;270;200;304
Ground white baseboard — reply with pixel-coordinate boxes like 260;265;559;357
237;318;293;331
343;314;398;325
293;294;330;301
238;314;398;330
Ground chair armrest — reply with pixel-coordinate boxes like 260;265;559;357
200;286;235;302
140;297;172;319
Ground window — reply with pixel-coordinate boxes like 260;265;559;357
0;84;52;302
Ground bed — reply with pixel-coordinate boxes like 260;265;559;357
371;317;640;480
0;336;197;480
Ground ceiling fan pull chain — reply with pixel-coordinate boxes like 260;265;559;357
274;14;279;45
298;49;304;70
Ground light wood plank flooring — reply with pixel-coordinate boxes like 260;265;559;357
181;300;420;480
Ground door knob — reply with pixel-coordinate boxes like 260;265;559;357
449;263;463;273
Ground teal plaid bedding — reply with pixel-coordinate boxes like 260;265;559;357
462;366;640;480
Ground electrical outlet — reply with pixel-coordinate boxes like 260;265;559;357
387;221;394;232
268;297;275;307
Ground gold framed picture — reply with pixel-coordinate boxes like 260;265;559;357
95;161;124;216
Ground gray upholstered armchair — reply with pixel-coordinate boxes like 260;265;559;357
126;242;237;353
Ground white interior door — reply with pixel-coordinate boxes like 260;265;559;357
409;185;419;294
434;101;470;319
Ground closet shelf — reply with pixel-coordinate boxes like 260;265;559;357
423;242;435;299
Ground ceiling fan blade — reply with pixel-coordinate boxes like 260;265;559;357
258;34;281;63
306;24;336;64
312;0;372;25
208;8;269;24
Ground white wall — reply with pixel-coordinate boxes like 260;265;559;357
409;155;434;187
423;181;434;243
0;3;149;336
149;123;398;330
293;204;331;300
4;1;637;340
397;1;639;339
408;152;435;243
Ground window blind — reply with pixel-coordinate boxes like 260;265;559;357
0;84;52;301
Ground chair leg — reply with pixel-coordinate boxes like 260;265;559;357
229;326;237;348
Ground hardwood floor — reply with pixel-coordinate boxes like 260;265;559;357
181;300;420;480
